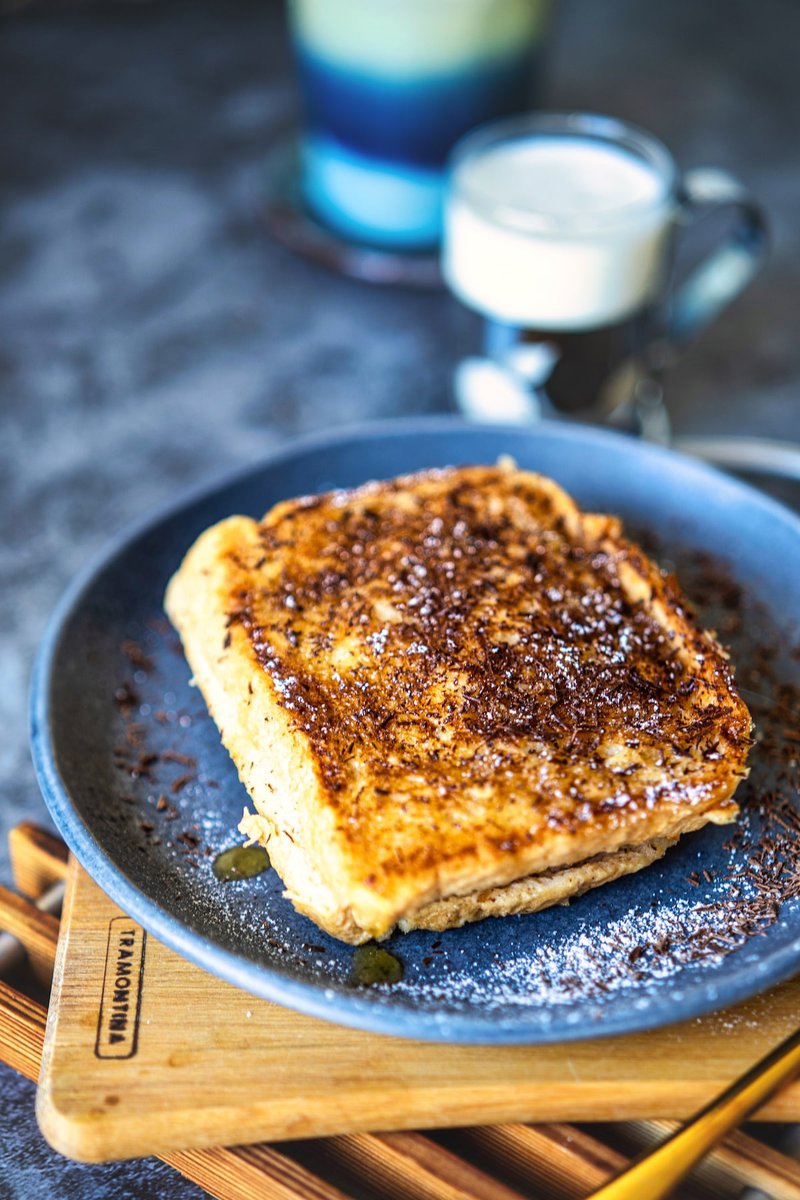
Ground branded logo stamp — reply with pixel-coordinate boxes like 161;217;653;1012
95;916;147;1059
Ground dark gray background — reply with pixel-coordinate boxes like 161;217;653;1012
2;0;798;1195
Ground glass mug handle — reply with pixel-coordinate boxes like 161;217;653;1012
666;167;769;346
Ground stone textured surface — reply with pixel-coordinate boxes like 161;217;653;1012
0;1065;205;1199
1;0;798;1195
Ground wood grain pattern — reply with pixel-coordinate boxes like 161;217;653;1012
34;856;800;1163
3;826;800;1200
0;882;61;985
613;1120;800;1200
0;974;359;1200
164;1146;352;1200
8;821;69;898
457;1124;627;1198
318;1131;528;1200
0;977;47;1080
0;866;568;1200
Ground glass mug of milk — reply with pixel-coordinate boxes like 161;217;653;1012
443;113;768;433
287;0;551;250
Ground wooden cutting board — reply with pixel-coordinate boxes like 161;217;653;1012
37;857;800;1163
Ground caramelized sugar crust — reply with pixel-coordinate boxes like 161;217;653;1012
167;463;752;939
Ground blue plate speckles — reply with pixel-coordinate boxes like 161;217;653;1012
30;418;800;1043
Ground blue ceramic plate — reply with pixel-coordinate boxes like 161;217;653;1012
31;418;800;1043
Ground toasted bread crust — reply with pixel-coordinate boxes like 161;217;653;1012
166;463;751;942
399;836;679;934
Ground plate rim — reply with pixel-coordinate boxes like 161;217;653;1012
29;415;800;1043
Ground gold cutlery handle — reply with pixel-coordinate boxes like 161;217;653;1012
586;1024;800;1199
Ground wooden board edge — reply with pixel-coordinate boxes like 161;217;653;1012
27;1075;800;1164
33;858;800;1161
36;857;87;1158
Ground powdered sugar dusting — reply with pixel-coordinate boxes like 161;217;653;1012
102;544;800;1032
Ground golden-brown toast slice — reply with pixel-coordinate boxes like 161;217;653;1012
165;463;752;944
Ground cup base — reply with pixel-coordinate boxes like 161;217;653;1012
452;354;672;444
260;135;443;290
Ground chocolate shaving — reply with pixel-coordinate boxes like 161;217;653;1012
121;640;154;673
170;773;194;795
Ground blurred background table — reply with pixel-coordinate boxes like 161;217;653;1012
1;0;799;1195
